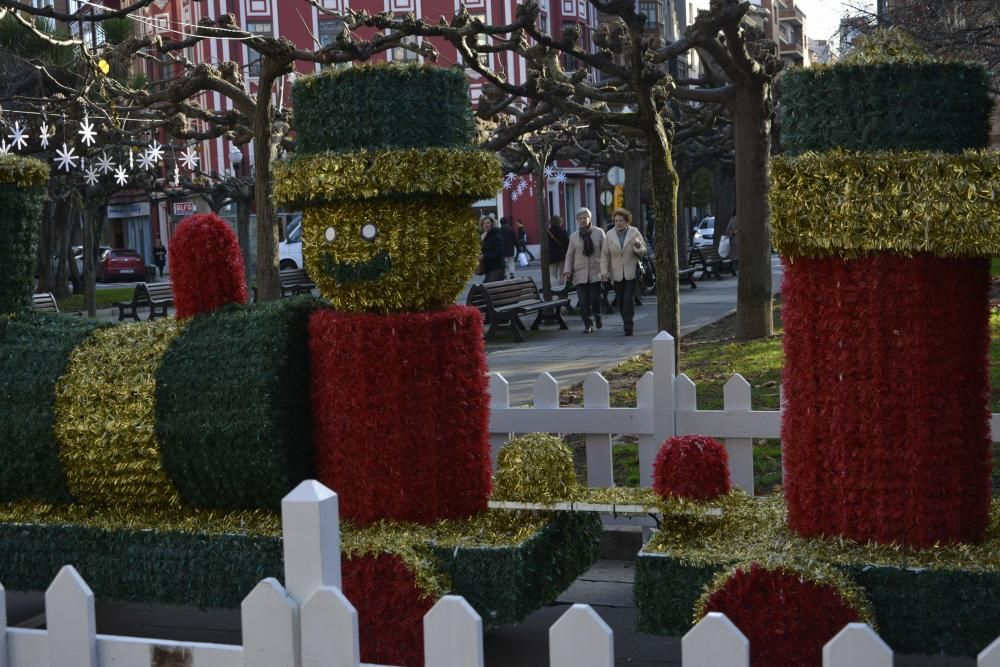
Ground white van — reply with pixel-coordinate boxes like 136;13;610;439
278;215;303;270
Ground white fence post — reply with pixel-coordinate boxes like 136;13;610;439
636;371;656;487
584;373;614;487
723;375;754;495
651;332;676;485
423;596;483;667
46;565;97;667
489;373;511;468
534;372;560;409
301;586;360;667
979;635;1000;666
682;613;748;667
0;582;6;667
550;604;614;667
282;480;341;605
822;623;892;667
242;578;301;667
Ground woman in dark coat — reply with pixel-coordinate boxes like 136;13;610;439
547;215;569;289
479;216;506;283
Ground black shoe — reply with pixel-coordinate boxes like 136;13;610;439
624;329;633;336
583;326;594;334
595;318;603;329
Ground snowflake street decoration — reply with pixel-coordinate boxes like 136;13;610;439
83;166;100;186
502;172;516;189
96;153;115;174
145;140;165;163
128;149;134;170
178;147;199;170
8;122;28;150
554;171;567;184
54;143;79;172
113;166;129;187
511;188;521;201
173;166;180;187
137;150;157;171
78;116;98;146
543;166;555;179
515;179;528;195
0;140;10;156
38;122;51;149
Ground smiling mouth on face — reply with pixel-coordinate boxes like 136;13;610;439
321;250;393;285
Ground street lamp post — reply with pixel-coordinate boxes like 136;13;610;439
229;146;252;284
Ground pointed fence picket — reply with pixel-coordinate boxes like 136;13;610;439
4;480;1000;666
488;332;1000;492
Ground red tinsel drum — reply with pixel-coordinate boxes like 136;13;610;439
309;305;492;525
652;434;731;500
168;213;247;318
782;254;992;547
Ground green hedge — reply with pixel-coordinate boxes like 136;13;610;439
155;297;316;511
437;512;603;625
292;64;475;154
779;63;993;155
0;182;46;313
0;313;107;503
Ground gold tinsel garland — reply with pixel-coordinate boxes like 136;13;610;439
770;149;1000;259
0;154;49;186
272;148;502;206
54;319;186;508
492;434;581;504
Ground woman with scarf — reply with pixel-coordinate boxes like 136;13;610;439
563;207;606;333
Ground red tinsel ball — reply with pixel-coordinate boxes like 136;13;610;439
652;434;730;500
168;213;247;319
701;563;861;667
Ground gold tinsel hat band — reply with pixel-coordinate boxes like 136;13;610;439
770;149;1000;259
273;147;502;207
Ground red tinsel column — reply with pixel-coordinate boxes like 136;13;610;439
310;306;492;525
782;254;992;547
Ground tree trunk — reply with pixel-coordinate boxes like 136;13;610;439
535;162;552;300
252;58;289;302
676;172;690;268
732;80;773;340
238;196;253;288
35;201;53;295
641;99;680;356
82;200;99;317
713;163;735;250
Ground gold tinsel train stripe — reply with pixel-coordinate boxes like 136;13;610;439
770;149;1000;259
54;319;186;508
273;148;502;206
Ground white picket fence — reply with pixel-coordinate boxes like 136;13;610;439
488;331;1000;496
5;480;1000;667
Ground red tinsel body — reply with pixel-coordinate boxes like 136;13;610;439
168;213;248;318
702;564;861;667
782;254;992;547
309;306;492;525
652;434;731;500
341;554;434;667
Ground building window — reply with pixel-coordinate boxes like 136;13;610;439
318;19;345;48
247;21;273;78
639;1;659;27
391;34;420;63
538;10;549;34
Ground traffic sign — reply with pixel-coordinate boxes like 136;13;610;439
607;167;625;186
600;191;613;205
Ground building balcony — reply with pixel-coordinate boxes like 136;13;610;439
777;4;805;26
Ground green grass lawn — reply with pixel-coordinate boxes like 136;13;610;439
563;306;1000;495
57;288;135;312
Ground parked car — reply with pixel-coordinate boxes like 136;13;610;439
73;245;111;276
279;216;303;270
96;248;146;282
692;216;715;248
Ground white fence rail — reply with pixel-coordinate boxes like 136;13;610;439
4;480;1000;666
489;331;1000;495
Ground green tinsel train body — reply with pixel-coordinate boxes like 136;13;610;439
0;155;49;314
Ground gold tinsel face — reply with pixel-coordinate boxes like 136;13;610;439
302;198;480;312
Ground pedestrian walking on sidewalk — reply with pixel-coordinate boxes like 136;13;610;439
564;207;606;333
499;217;517;278
479;216;506;283
547;215;569;290
153;239;167;279
601;208;647;336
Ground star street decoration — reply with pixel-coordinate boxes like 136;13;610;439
178;147;199;171
38;121;51;149
173;166;180;187
83;165;100;186
145;140;165;163
8;122;28;151
96;153;115;174
0;139;10;156
137;149;157;171
77;116;98;146
54;143;79;172
553;171;567;184
113;165;129;187
543;165;555;179
502;172;516;190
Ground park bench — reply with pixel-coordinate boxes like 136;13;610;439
30;292;61;314
466;277;571;342
252;268;317;302
689;247;736;280
114;282;174;322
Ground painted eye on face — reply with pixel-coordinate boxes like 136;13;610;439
324;226;337;243
361;223;378;241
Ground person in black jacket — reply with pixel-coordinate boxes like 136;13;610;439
499;217;517;278
480;216;506;283
547;216;569;289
